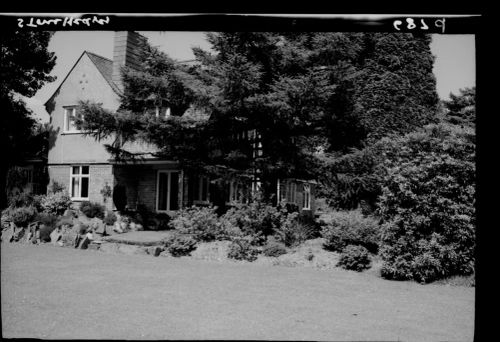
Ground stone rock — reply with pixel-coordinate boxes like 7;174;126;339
129;222;136;231
50;229;63;246
2;226;15;243
63;209;77;218
98;242;120;254
60;226;77;247
117;244;148;255
113;222;123;234
21;231;33;244
12;227;26;242
159;250;172;257
119;221;128;231
95;223;107;235
78;236;91;249
88;242;101;251
89;217;105;232
135;223;144;231
147;246;164;257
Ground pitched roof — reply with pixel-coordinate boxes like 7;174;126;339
44;51;120;108
85;51;121;95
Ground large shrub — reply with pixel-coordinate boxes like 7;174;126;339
7;192;38;209
168;206;227;242
273;211;317;247
222;200;281;237
337;245;372;271
2;206;38;228
38;191;72;216
227;236;260;262
377;123;475;283
164;234;197;257
321;209;381;253
80;201;105;219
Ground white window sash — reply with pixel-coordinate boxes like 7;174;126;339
70;166;89;200
64;107;84;133
156;170;180;213
303;184;311;210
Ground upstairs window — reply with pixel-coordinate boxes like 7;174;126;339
70;165;89;200
63;107;84;132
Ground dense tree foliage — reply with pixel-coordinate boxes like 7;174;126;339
0;31;57;208
79;32;438;197
442;86;475;126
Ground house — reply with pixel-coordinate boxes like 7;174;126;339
45;31;316;217
5;157;48;198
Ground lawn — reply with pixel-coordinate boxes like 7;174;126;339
1;243;474;340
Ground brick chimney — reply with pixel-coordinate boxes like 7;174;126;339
112;31;148;92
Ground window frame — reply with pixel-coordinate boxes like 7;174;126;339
302;183;311;210
192;175;210;205
156;170;180;213
286;182;297;204
69;165;90;201
63;106;84;133
226;180;250;205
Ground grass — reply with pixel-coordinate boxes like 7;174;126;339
1;242;474;340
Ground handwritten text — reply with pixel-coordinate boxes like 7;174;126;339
17;15;110;28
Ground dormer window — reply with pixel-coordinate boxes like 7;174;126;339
63;107;84;132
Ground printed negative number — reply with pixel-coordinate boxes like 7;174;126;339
393;18;445;33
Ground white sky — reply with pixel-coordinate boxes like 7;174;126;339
25;31;475;122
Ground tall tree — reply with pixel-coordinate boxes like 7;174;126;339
442;87;475;126
79;32;439;201
0;30;57;207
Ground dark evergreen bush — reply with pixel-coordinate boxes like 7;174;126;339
337;245;371;271
164;234;197;257
262;241;287;257
80;201;105;219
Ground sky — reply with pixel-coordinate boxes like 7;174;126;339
25;31;476;122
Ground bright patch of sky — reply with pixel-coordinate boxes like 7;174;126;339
24;31;475;123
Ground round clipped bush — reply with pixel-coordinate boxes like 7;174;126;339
337;245;371;271
262;241;287;257
80;201;105;219
164;234;197;257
